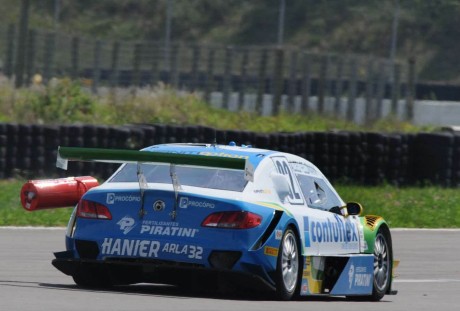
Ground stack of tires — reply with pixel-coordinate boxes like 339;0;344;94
364;133;388;185
290;132;306;160
277;133;292;154
303;132;315;163
335;132;352;182
1;122;460;187
385;134;411;186
312;132;330;176
43;125;60;175
4;124;19;177
347;132;367;184
0;123;8;178
412;133;454;186
452;133;460;187
254;132;271;150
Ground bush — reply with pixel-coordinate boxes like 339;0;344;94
30;78;96;124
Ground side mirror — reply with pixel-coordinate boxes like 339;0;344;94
271;173;291;202
346;202;363;216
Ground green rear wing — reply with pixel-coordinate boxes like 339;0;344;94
57;146;250;173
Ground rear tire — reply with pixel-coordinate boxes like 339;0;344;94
276;228;301;300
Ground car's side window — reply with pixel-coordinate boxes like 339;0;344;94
297;174;328;209
291;162;342;211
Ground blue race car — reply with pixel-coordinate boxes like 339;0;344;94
29;143;397;300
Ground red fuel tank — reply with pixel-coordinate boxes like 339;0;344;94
20;176;99;211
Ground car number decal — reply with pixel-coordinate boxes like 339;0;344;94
271;156;304;205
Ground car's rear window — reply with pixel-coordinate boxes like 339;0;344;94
109;163;247;192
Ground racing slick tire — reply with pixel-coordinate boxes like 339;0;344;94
348;227;392;301
275;228;301;301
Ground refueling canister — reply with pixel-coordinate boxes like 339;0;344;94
20;176;99;211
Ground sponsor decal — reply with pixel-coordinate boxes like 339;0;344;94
117;216;136;235
348;264;355;289
291;162;318;176
155;150;200;156
106;193;141;205
107;193;115;204
275;230;283;240
300;257;324;295
301;281;309;294
100;238;203;259
101;238;160;257
303;215;359;248
353;266;372;287
141;220;178;226
153;200;165;212
330;255;373;295
253;189;272;194
179;197;215;209
179;197;188;209
140;223;199;238
199;151;249;159
245;161;254;182
272;156;304;205
264;246;279;257
303;218;311;247
162;243;203;259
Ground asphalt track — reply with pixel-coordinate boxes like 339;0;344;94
0;227;459;311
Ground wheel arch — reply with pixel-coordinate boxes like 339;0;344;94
360;215;395;295
360;215;392;255
284;221;303;256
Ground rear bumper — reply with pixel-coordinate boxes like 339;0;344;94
52;252;276;292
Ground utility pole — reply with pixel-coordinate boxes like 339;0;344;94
54;0;61;31
277;0;285;46
14;0;30;88
389;0;400;80
164;0;173;71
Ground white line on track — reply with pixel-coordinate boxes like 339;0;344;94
391;228;460;232
0;226;65;230
395;279;460;283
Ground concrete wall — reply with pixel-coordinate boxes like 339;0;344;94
208;92;460;126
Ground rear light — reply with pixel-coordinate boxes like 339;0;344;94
77;199;112;220
201;211;262;229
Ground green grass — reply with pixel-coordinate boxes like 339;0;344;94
0;78;432;133
0;179;72;226
2;179;458;228
336;184;460;228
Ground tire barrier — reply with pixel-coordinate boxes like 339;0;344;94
1;122;459;187
412;133;454;186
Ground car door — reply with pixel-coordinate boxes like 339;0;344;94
290;162;361;256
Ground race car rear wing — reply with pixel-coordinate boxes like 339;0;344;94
56;146;247;170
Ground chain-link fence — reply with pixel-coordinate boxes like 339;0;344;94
1;24;415;122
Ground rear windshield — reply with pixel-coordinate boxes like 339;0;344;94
109;163;247;192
